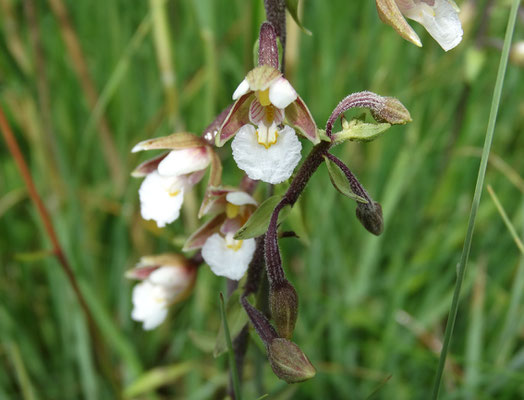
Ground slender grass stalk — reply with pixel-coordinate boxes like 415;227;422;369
47;0;124;191
494;201;524;366
487;185;524;254
430;0;520;397
0;107;119;395
219;293;242;400
149;0;179;129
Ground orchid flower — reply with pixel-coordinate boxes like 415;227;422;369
376;0;463;51
184;189;258;280
126;254;197;330
131;134;215;228
216;23;318;184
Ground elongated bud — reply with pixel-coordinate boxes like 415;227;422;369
270;280;298;339
258;22;279;69
356;201;384;236
326;91;411;138
370;96;412;125
268;338;316;383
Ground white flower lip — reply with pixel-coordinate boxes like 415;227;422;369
139;171;185;228
401;0;463;51
131;265;194;330
269;77;297;109
202;233;256;280
231;124;302;184
233;78;250;100
226;191;257;206
157;147;211;177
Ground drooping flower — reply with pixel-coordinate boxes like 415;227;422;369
217;64;318;184
131;133;218;228
127;254;197;330
184;189;258;280
376;0;463;51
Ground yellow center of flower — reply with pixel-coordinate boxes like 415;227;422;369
226;203;240;219
255;104;278;149
225;236;243;252
168;189;180;197
257;88;271;107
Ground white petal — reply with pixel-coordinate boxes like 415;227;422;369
269;78;297;109
403;0;463;51
201;234;256;280
226;191;257;206
232;78;250;100
157;147;210;177
231;125;302;184
131;282;169;330
139;171;184;228
149;266;187;288
139;307;168;330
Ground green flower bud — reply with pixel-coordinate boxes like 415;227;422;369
268;338;316;384
370;96;412;125
270;280;298;339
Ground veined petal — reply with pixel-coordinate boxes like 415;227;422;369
139;171;185;228
157;147;210;177
233;78;250;100
249;99;284;126
226;191;257;206
269;78;297;109
131;152;169;178
201;233;256;280
401;0;463;51
183;213;227;251
231;125;302;184
285;95;319;144
217;93;254;146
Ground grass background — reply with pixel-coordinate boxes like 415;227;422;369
1;0;523;398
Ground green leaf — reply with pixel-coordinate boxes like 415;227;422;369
323;156;367;203
234;195;289;240
333;119;391;144
285;0;312;35
214;290;249;358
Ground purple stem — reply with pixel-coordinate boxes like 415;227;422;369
325;153;372;203
326;91;385;138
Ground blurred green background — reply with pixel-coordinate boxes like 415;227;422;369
1;0;523;398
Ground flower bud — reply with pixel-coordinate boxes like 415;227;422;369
268;338;316;383
370;96;412;125
356;201;384;236
270;280;298;339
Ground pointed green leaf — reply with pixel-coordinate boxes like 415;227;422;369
234;195;290;240
285;0;312;35
333;119;391;144
323;156;368;203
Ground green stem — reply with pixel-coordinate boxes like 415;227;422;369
430;0;520;397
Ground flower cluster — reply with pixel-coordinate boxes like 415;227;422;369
127;5;460;384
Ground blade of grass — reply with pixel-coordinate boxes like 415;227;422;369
494;199;524;366
430;0;520;397
4;341;38;400
487;185;524;254
219;292;242;400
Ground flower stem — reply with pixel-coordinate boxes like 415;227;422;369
430;0;520;397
